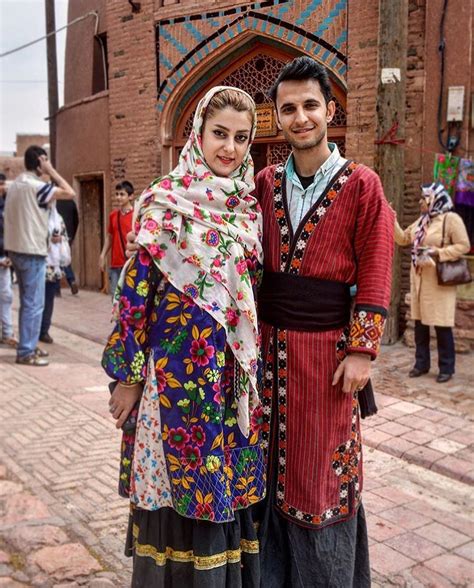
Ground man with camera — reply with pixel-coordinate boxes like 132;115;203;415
4;145;76;366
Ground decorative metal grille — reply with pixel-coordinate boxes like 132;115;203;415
332;137;346;157
220;54;287;104
182;54;287;138
330;97;347;128
268;143;292;166
179;54;347;162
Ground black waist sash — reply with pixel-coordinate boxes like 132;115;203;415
259;271;377;419
259;271;351;331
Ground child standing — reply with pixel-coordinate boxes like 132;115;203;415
99;181;134;297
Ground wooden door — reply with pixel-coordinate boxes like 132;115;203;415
80;179;104;289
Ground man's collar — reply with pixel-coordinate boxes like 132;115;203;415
284;142;341;187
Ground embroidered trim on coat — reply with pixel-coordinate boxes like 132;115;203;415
348;306;387;356
331;395;361;518
272;162;358;274
261;162;363;528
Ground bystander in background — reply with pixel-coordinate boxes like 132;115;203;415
99;181;134;297
4;146;76;366
39;205;71;344
0;173;17;348
56;199;79;295
394;182;470;383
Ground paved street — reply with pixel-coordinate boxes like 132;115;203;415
0;288;472;587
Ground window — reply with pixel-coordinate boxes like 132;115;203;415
92;33;109;94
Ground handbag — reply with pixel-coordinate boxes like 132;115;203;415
436;214;472;286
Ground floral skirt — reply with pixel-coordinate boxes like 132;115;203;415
125;505;260;588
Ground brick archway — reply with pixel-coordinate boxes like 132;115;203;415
161;40;347;172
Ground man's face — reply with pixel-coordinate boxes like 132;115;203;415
275;79;335;151
0;180;6;197
115;189;131;208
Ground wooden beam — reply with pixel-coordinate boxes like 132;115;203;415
375;0;408;343
45;0;59;166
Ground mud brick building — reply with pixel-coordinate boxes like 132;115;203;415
57;0;473;342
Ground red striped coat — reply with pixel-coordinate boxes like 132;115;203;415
255;162;394;529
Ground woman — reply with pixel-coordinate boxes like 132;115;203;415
102;86;265;587
394;182;470;383
40;204;71;344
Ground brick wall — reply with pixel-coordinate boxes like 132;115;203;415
345;1;379;169
106;2;159;203
16;134;50;157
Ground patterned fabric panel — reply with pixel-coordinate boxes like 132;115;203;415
102;249;266;522
347;306;387;358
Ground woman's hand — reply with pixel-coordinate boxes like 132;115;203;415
126;230;139;258
427;247;440;259
109;382;143;429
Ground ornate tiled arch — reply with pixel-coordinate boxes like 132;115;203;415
156;11;347;113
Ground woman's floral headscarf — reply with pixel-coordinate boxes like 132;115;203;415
412;182;453;268
119;86;262;436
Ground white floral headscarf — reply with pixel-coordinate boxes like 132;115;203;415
121;86;262;436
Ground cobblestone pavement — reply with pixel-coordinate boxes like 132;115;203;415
0;287;472;587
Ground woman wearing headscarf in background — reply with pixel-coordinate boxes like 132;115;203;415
394;182;470;383
102;86;265;587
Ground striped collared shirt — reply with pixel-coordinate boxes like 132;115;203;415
285;142;347;229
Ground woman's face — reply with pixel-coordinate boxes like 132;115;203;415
201;106;253;177
419;197;430;214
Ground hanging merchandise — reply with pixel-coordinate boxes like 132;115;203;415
454;158;474;208
433;153;460;196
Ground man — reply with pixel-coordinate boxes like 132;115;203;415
4;146;76;365
0;173;17;348
254;57;393;586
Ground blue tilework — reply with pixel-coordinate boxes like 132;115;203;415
160;54;174;71
295;0;322;26
157;12;347;107
320;49;330;62
315;1;346;37
184;22;206;43
277;0;293;18
334;29;347;50
160;27;188;55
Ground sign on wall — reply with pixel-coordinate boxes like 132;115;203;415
256;103;278;137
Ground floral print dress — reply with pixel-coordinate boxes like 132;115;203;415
102;248;266;524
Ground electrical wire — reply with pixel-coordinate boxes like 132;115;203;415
0;11;98;59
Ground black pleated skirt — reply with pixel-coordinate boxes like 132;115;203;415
125;505;260;588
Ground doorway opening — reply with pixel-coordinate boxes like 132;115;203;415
77;175;105;290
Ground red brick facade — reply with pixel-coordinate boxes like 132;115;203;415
57;0;473;325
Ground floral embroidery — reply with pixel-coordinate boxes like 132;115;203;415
348;306;387;356
331;395;361;517
103;248;266;522
288;162;357;274
117;86;263;438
